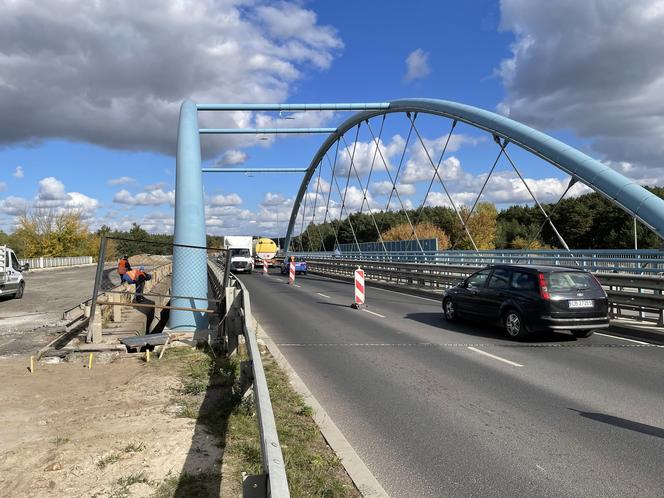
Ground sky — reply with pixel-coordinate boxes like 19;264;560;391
1;0;663;239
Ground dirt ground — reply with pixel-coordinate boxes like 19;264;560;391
0;352;221;498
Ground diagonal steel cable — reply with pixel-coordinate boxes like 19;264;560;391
449;135;507;250
366;116;425;253
374;113;415;236
407;114;479;251
309;158;328;251
415;119;457;223
321;143;343;252
325;151;363;253
332;125;363;253
340;130;388;253
515;177;578;262
501;145;571;251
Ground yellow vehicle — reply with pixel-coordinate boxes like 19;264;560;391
253;237;278;267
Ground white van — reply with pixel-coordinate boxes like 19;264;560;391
0;246;28;299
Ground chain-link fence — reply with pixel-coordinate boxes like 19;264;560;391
86;236;226;344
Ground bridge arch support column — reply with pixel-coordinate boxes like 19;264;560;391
168;100;209;331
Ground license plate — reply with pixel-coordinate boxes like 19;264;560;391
569;300;593;309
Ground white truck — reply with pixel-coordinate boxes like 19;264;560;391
224;236;254;274
0;246;28;299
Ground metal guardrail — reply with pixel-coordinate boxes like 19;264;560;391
294;249;664;275
208;260;290;498
20;255;93;269
304;258;664;326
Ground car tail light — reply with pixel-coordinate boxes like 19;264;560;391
538;273;550;300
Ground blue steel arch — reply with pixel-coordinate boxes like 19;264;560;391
285;98;664;250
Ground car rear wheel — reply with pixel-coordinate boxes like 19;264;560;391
443;298;456;321
504;309;528;340
572;329;594;338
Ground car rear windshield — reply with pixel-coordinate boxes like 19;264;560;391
547;271;601;292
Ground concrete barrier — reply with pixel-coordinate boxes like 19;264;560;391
20;255;94;269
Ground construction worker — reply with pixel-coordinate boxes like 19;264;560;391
117;254;132;279
124;266;151;302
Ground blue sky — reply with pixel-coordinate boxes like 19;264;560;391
1;0;663;238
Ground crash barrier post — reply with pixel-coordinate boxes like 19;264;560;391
289;258;295;285
208;260;290;497
302;257;664;327
351;267;365;309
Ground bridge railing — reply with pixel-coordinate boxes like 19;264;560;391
302;257;664;326
208;259;290;498
293;249;664;275
20;255;94;269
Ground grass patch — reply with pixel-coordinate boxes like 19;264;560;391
117;471;150;487
122;441;145;453
51;436;70;447
153;471;215;498
97;452;120;469
159;344;359;497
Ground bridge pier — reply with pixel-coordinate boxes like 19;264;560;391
168;100;209;331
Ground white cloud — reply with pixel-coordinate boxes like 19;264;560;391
210;193;243;206
0;196;28;216
13;166;24;179
216;150;248;166
401;156;464;184
261;192;292;206
113;188;175;206
403;48;430;83
37;177;67;201
107;176;135;186
0;1;343;157
370;181;416;197
498;0;664;178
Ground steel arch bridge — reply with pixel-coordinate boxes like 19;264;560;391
283;98;664;252
169;98;664;330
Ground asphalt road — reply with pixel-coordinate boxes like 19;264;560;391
239;270;664;498
0;265;102;356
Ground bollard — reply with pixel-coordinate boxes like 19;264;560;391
263;259;268;275
289;257;295;285
351;267;365;309
88;352;94;369
146;350;151;363
29;355;35;373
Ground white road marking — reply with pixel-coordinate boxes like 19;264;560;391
293;284;302;288
467;347;524;367
362;309;385;318
595;332;651;345
316;292;331;298
310;272;441;302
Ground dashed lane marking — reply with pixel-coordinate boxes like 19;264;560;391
362;309;386;318
274;342;661;348
467;346;524;367
316;292;331;298
594;332;651;345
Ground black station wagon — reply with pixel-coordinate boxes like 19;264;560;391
442;264;609;339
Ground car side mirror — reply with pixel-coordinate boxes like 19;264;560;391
20;263;29;272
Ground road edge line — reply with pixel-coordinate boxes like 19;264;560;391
255;321;390;498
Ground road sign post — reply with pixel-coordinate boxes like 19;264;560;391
351;267;365;309
289;257;295;285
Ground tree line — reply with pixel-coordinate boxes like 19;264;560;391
291;187;664;251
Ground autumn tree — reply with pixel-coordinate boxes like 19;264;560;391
381;221;451;250
452;202;498;250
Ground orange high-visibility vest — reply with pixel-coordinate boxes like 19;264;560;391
125;269;143;281
117;258;130;275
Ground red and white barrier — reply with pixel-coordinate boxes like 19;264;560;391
353;267;365;307
289;260;295;285
263;259;268;275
